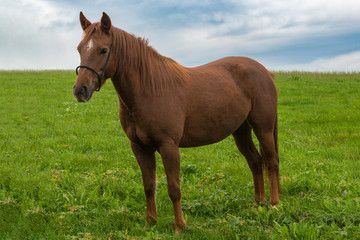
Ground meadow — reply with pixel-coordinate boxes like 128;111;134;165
0;70;359;239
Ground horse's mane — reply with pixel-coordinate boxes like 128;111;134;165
109;26;189;96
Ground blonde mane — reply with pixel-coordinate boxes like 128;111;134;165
112;27;189;96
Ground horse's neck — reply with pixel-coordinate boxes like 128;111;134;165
111;70;140;111
110;30;188;108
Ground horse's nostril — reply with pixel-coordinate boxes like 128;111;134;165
81;85;87;95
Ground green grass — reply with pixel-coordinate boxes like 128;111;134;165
0;70;359;239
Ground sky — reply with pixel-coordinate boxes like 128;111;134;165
0;0;359;71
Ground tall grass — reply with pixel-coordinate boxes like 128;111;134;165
0;71;359;239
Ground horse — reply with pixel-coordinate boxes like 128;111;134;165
73;12;280;232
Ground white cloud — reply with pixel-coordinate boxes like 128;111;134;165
138;0;360;67
0;0;80;69
271;51;360;72
0;0;359;71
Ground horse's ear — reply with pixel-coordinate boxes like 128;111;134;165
80;11;91;31
100;12;112;34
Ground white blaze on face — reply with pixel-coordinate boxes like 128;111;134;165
86;39;94;52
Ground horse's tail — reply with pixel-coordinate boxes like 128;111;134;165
274;115;278;161
273;115;281;194
260;114;281;193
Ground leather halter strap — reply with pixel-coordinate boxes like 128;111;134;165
76;41;113;91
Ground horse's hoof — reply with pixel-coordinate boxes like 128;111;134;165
256;198;267;205
146;215;157;224
175;220;187;235
270;199;280;206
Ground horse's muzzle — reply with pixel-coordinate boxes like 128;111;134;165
73;84;93;102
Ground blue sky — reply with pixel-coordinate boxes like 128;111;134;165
1;0;359;71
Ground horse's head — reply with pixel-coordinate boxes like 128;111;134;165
73;12;116;102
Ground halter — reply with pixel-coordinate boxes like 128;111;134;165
76;41;113;91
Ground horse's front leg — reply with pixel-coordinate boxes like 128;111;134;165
131;142;157;223
158;140;186;233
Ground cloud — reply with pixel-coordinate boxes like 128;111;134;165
271;51;360;72
0;0;359;71
0;0;79;69
126;0;360;67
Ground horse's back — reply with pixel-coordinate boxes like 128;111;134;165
188;56;276;105
193;56;277;110
191;56;274;87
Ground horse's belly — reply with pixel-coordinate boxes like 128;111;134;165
179;107;248;147
179;130;232;147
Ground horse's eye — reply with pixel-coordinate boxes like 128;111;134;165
100;48;107;54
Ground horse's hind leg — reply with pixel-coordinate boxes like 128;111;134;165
233;122;266;203
252;126;280;206
131;142;158;223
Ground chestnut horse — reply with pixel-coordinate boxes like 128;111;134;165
73;12;279;232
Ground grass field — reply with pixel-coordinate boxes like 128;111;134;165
0;70;359;239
